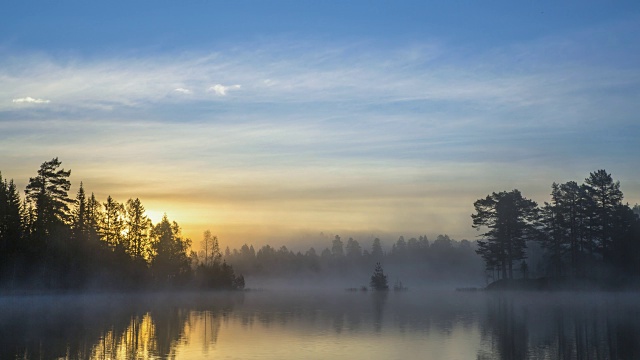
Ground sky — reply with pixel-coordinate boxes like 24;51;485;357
1;1;639;251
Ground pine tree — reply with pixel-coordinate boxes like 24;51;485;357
371;238;383;260
584;170;623;262
0;172;7;250
370;262;388;290
71;182;87;242
5;179;23;253
331;235;344;258
100;195;125;249
539;183;568;277
24;158;73;238
125;198;152;261
472;189;539;280
85;192;101;243
549;181;594;277
345;237;362;259
151;214;192;285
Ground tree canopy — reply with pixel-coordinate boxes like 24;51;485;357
473;170;640;285
472;189;538;279
0;158;244;291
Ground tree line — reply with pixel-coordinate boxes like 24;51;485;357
0;158;244;291
221;233;483;284
472;169;640;286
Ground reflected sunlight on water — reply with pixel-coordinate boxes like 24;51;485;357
1;290;639;359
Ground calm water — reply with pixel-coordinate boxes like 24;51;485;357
1;289;639;360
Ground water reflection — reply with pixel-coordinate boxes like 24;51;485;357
477;293;640;360
0;292;240;360
1;291;639;359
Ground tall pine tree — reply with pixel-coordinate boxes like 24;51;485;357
472;190;539;280
125;198;152;261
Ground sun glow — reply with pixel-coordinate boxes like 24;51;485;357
145;210;165;225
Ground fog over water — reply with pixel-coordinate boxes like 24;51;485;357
1;289;639;360
1;3;640;360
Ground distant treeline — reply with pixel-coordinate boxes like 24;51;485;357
2;159;638;291
472;169;640;287
0;158;244;292
221;234;483;283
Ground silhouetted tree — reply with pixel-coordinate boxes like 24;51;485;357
150;215;192;286
20;198;34;239
125;198;152;262
85;192;101;244
1;159;256;291
23;158;74;287
432;234;452;249
200;230;221;267
345;237;362;259
370;262;388;290
320;247;331;260
99;196;125;250
539;181;596;277
391;236;407;259
584;170;624;263
71;183;88;242
609;205;640;277
473;190;539;279
406;236;427;257
0;175;23;286
539;183;568;277
233;274;245;289
305;247;320;271
331;235;344;258
371;237;383;260
24;158;73;238
3;178;22;248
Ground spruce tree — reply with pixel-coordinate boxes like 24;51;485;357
71;182;87;242
370;262;388;290
100;196;125;249
125;198;152;261
85;192;101;243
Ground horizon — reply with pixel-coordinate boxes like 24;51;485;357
2;1;639;249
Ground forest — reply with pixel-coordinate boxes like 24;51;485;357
472;170;640;288
0;159;639;292
219;234;482;287
0;158;244;291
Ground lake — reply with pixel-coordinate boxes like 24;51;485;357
1;289;639;359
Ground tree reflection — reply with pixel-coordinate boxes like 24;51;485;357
478;294;640;360
3;292;640;359
0;293;240;360
371;291;388;333
480;295;529;360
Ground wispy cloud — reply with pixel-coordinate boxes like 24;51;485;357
173;88;192;94
0;29;635;118
1;24;639;243
12;97;50;104
208;84;241;96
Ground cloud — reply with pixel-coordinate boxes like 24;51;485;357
1;28;638;119
12;97;50;104
173;88;192;94
0;20;638;247
208;84;241;96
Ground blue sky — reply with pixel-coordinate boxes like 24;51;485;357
1;1;639;248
